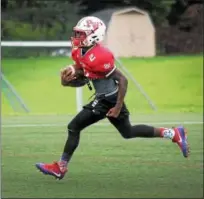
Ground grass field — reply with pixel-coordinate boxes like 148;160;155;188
1;55;203;115
1;55;203;198
1;114;203;198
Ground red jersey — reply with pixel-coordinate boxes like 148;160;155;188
71;44;116;79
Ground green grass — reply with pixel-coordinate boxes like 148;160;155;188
1;114;203;198
1;55;203;115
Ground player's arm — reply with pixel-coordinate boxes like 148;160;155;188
111;69;128;109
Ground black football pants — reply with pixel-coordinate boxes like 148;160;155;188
63;94;154;162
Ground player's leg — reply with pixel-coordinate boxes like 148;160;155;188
35;99;107;179
60;107;105;165
108;104;189;158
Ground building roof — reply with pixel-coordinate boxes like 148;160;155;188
91;7;148;28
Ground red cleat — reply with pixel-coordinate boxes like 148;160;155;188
172;126;190;158
35;161;67;180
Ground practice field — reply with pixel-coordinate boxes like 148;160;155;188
1;55;203;198
1;55;203;115
1;114;203;198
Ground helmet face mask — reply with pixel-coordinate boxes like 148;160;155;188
71;16;106;48
71;29;87;48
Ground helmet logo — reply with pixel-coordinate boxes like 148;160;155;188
86;20;102;30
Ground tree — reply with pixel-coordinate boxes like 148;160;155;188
70;0;176;25
168;0;203;25
1;0;82;40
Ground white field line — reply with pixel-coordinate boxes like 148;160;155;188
1;121;203;128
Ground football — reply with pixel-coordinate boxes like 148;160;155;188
61;65;88;87
60;65;74;79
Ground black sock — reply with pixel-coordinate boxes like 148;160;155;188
130;124;154;138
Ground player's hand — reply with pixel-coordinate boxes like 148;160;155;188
106;106;121;118
60;66;76;82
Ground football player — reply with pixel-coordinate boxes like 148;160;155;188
36;16;189;180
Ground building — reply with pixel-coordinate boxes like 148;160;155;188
92;7;156;57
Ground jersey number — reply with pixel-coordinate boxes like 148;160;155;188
89;54;96;62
